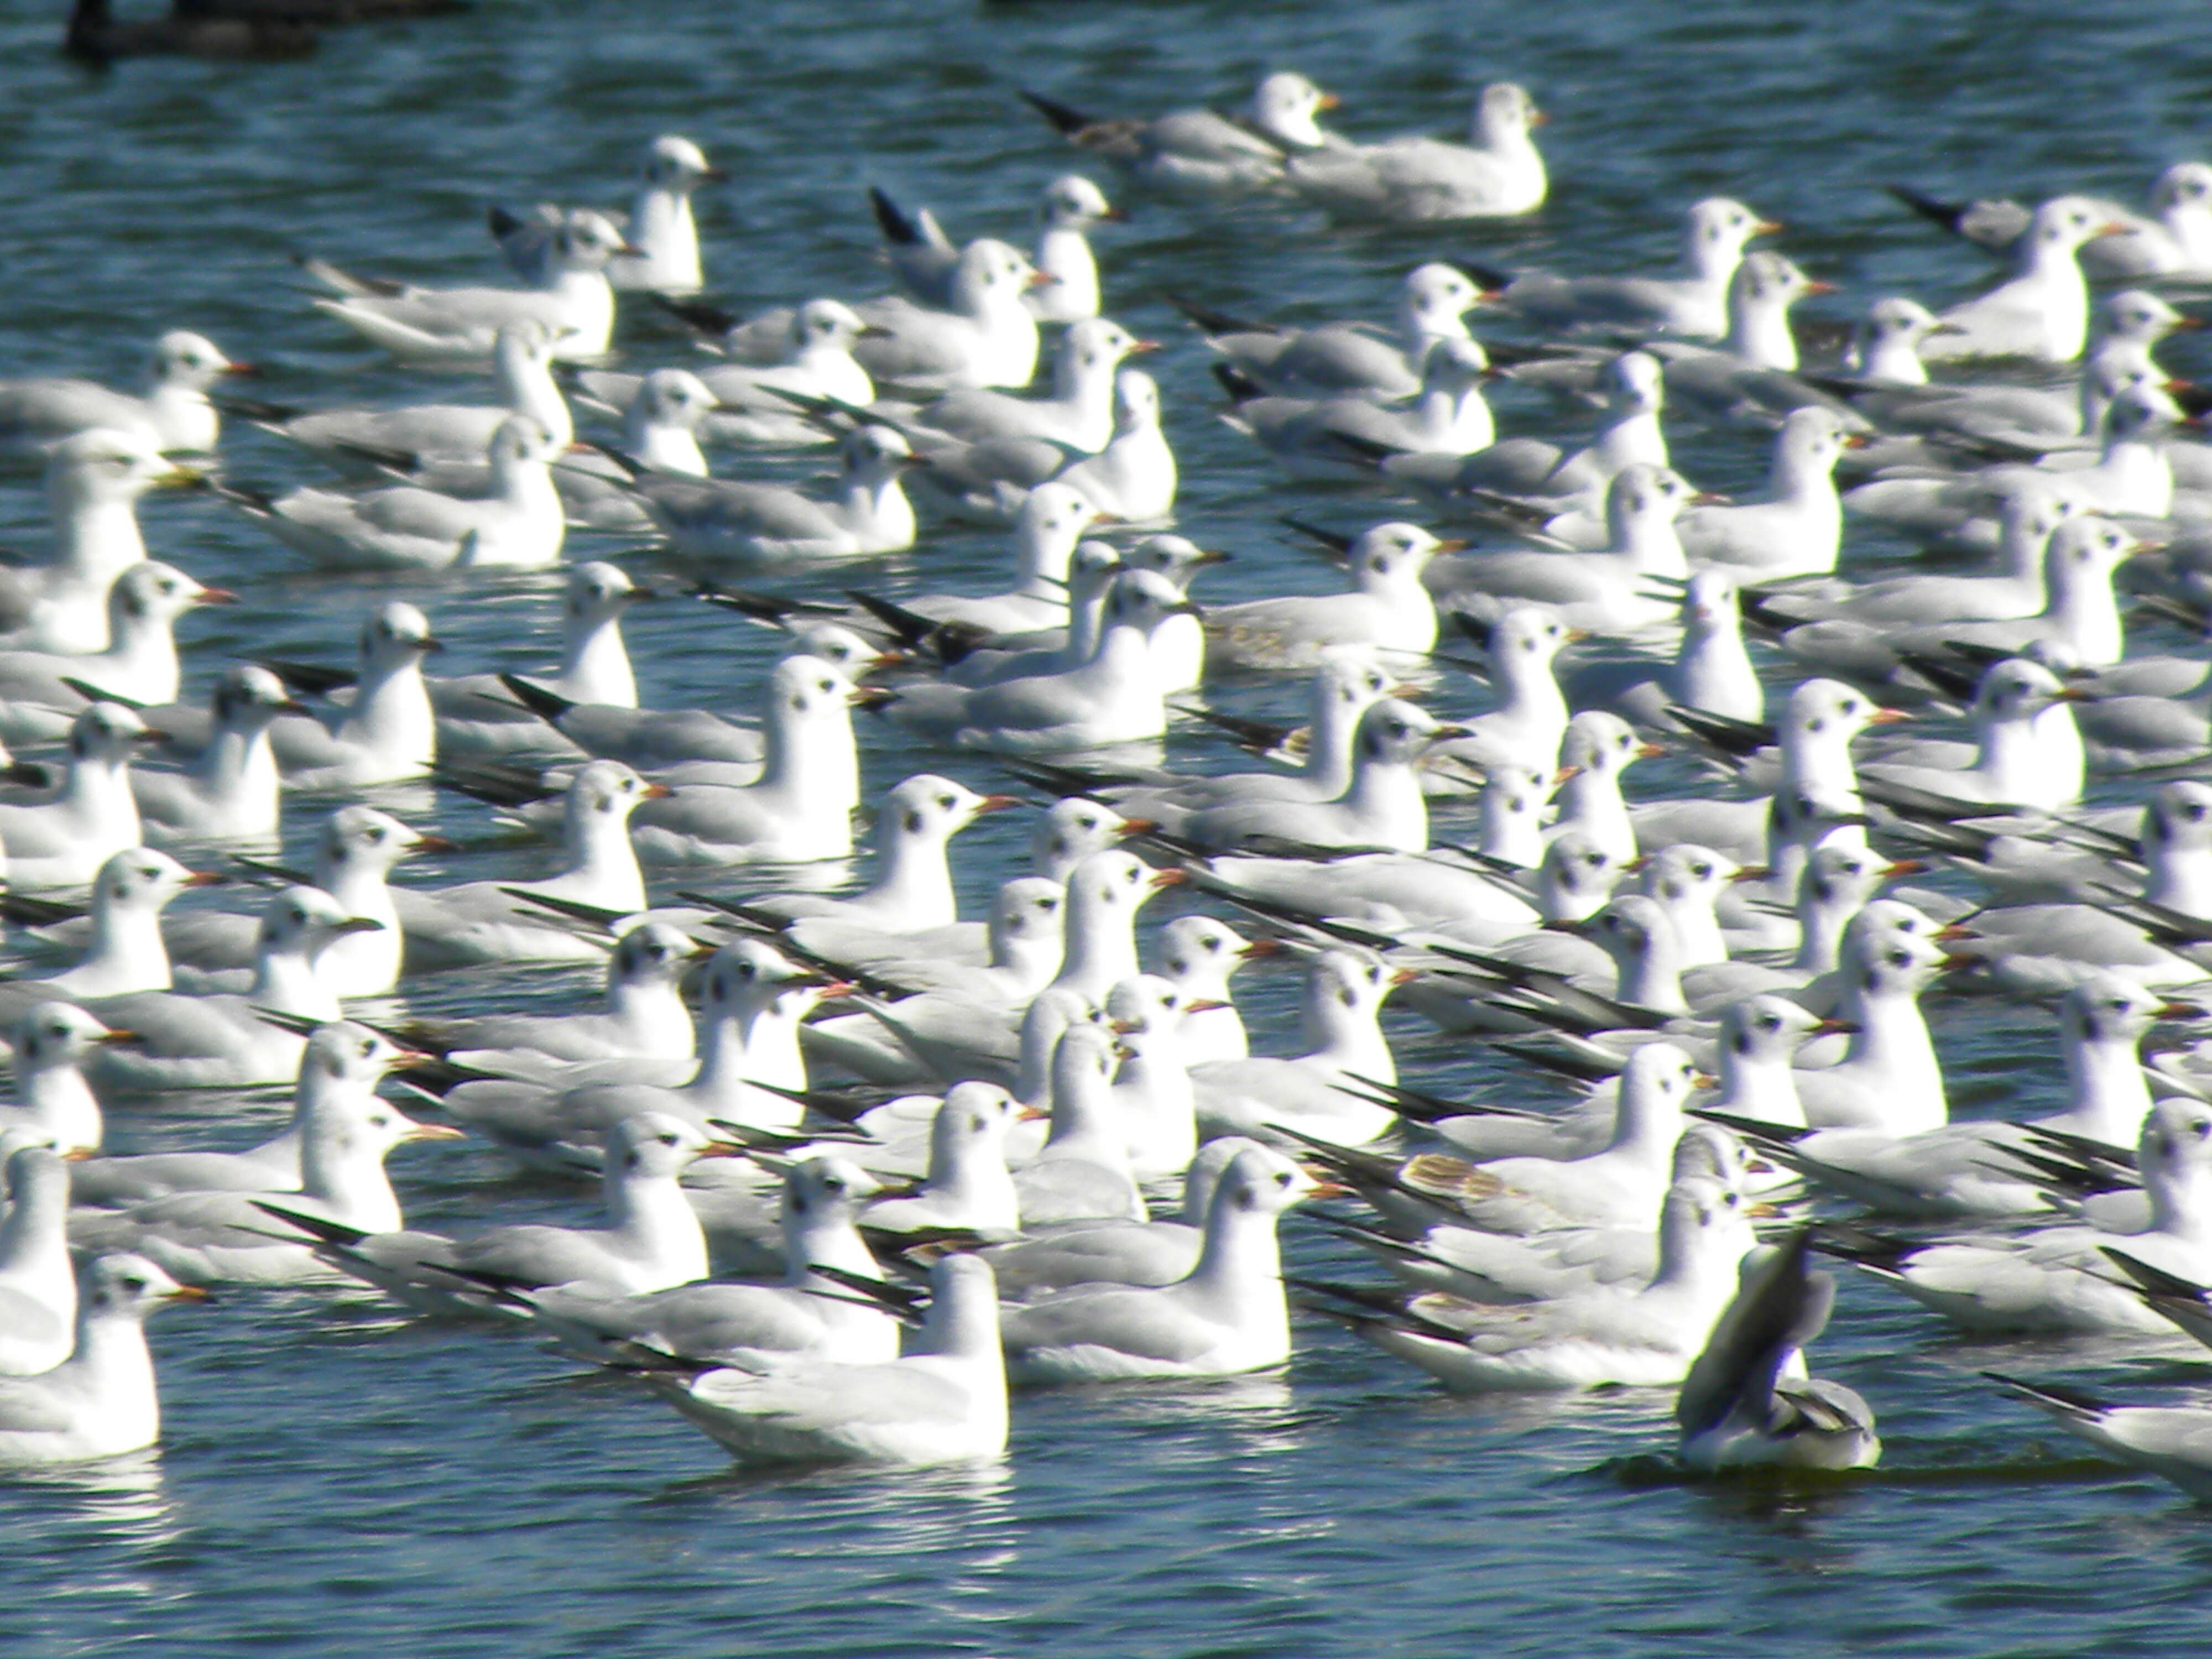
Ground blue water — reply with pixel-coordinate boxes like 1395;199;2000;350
6;1;2212;1653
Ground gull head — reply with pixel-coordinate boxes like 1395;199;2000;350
644;134;721;186
14;1003;133;1074
81;1255;202;1324
568;758;668;827
90;847;205;916
324;805;441;874
1039;174;1118;227
149;330;244;392
359;602;441;669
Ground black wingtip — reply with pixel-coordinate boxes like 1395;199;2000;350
868;185;922;246
648;292;739;337
1019;88;1098;136
1983;1370;2113;1415
1164;294;1274;337
495;672;578;724
1884;183;1969;234
1211;361;1267;402
1277;515;1355;555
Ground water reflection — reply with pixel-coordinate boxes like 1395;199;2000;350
0;1451;187;1609
4;1449;181;1544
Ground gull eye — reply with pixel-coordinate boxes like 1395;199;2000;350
367;827;387;843
121;1275;147;1293
1887;949;1912;969
359;1038;376;1057
658;1133;679;1148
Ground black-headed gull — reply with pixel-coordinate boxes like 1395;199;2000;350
883;569;1197;753
1677;1228;1880;1470
0;1146;77;1376
223;415;566;571
80;888;382;1089
0;331;244;461
0;431;205;655
73;1036;457;1281
244;316;572;464
1286;82;1547;222
265;1112;730;1306
1221;337;1494;477
497;135;724;295
1839;1096;2212;1335
979;1136;1270;1297
1191;947;1407;1146
64;1022;429;1209
397;760;662;967
1205;523;1447;670
1021;72;1340;195
524;1156;896;1366
1180;263;1490;401
0;703;163;890
0;1007;140;1155
1917;196;2126;364
1001;1144;1315;1381
645;1251;1006;1468
1891;163;2212;283
306;211;631;362
1014;1021;1147;1228
1173;699;1459;855
262;602;443;790
873;174;1123;325
1480;197;1777;339
1313;1173;1752;1392
628;424;917;562
3;852;210;1009
425;921;701;1071
909;316;1152;453
1990;1373;2212;1503
0;1253;203;1466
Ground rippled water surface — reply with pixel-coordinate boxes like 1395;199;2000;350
7;1;2212;1653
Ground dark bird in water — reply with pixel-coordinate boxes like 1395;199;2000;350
65;0;317;60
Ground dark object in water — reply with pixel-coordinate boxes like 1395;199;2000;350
65;0;318;59
176;0;469;22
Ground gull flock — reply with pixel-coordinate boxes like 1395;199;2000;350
4;64;2212;1503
